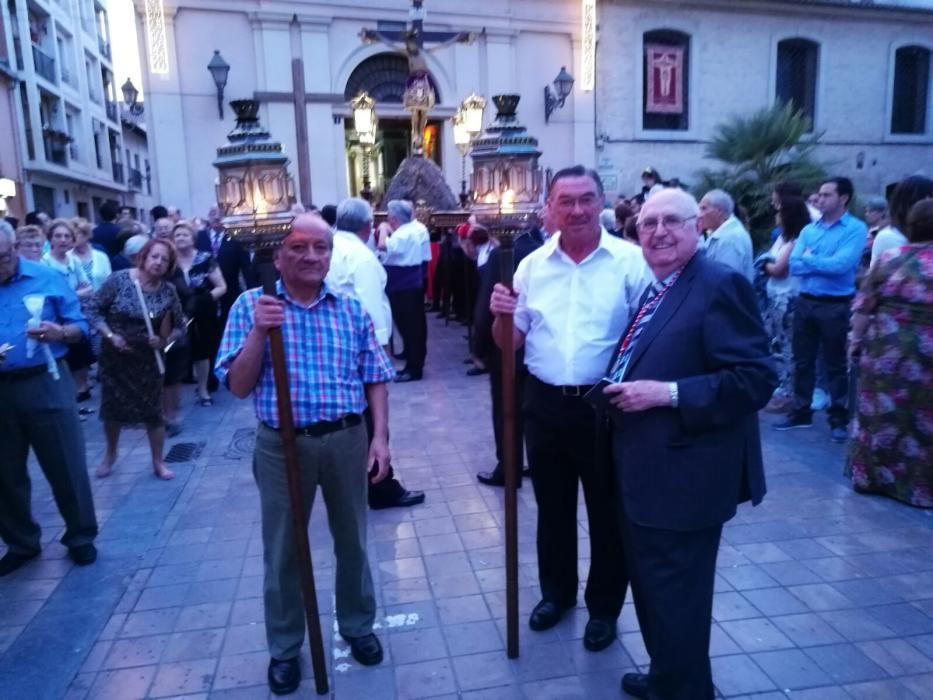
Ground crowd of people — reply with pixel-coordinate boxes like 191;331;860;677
0;160;930;698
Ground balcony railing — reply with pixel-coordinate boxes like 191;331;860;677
44;138;68;165
128;167;143;191
98;36;110;60
32;44;57;84
112;162;124;183
105;100;117;122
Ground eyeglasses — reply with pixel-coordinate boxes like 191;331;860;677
637;215;697;234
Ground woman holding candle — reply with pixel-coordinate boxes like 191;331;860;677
88;238;185;480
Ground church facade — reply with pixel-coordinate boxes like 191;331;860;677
595;0;933;199
133;0;591;216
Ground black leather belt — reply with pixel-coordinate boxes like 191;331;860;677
0;363;55;380
531;375;593;398
800;293;854;304
263;414;362;437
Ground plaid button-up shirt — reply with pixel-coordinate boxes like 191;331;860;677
215;280;395;428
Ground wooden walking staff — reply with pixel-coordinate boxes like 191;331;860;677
133;276;165;375
497;231;521;659
213;98;328;694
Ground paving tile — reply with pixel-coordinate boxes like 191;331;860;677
770;612;847;647
804;643;890;684
212;651;270;690
709;654;776;695
175;602;232;631
222;623;267;656
388;627;448;665
436;594;491;625
900;674;933;698
102;634;170;670
511;639;576;682
149;658;216;697
857;639;933;676
712;592;762;621
819;609;897;642
787;583;857;611
740;587;809;616
396;657;457;698
520;674;587;699
161;629;226;663
845;679;923;699
865;603;933;636
719;618;795;653
751;648;833;690
443;620;504;656
88;666;157;699
451;651;513;692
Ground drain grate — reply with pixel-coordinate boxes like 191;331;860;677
165;441;205;463
224;428;256;460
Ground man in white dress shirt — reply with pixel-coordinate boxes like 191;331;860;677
328;198;426;510
490;166;651;652
698;189;754;280
377;200;431;382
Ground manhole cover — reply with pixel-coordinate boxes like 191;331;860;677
224;428;256;460
165;441;205;463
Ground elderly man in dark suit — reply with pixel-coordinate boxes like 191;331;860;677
601;188;776;700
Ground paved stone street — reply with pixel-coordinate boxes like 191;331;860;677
1;313;932;700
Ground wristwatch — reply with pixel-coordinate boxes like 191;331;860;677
668;382;679;408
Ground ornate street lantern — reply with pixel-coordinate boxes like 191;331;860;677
121;78;139;107
213;99;295;249
461;92;487;136
351;91;378;201
207;50;230;119
453;109;472;208
544;66;575;123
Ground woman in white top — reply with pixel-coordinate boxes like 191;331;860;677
41;218;96;407
870;176;933;269
70;217;112;290
762;197;810;411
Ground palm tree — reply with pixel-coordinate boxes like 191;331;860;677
694;102;827;249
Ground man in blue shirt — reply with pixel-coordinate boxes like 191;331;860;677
0;222;99;576
777;177;867;441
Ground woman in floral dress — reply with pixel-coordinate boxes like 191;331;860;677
88;238;185;480
849;199;933;507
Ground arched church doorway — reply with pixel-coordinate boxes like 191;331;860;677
344;53;444;202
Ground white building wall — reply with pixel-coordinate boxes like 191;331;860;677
135;0;587;214
596;0;933;199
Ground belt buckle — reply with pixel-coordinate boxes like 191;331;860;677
562;385;582;397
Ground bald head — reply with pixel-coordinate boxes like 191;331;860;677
287;213;334;247
637;188;701;279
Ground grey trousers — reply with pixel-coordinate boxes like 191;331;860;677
253;421;375;660
0;363;98;555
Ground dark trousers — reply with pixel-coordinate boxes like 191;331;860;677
363;408;403;505
0;364;98;555
490;365;526;473
620;506;721;700
792;296;850;427
523;376;627;619
389;288;427;376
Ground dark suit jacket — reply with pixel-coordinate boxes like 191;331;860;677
472;228;544;366
608;254;777;532
196;229;257;311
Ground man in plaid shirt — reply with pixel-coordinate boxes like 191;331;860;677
216;214;395;695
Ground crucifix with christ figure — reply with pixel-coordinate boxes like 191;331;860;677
360;0;477;155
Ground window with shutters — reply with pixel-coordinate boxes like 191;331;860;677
891;46;930;135
776;38;819;129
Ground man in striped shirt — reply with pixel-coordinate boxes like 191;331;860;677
216;214;395;694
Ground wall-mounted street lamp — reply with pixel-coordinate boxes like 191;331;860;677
351;90;378;202
121;77;144;116
544;66;575;123
207;50;230;120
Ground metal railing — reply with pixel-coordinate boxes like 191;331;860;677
105;100;117;122
32;44;56;84
44;138;67;165
128;167;143;191
112;162;124;183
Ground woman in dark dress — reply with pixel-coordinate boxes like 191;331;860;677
172;220;226;405
88;238;185;480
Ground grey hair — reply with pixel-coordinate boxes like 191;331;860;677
123;234;150;256
0;220;14;244
865;196;888;212
599;210;616;231
386;200;414;224
336;197;374;233
703;189;735;215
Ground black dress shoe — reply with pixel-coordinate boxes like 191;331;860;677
267;657;300;695
394;371;423;383
0;551;40;577
466;367;489;376
477;470;523;488
370;489;426;510
528;599;573;631
342;633;384;666
621;672;649;699
68;543;97;566
583;618;616;651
